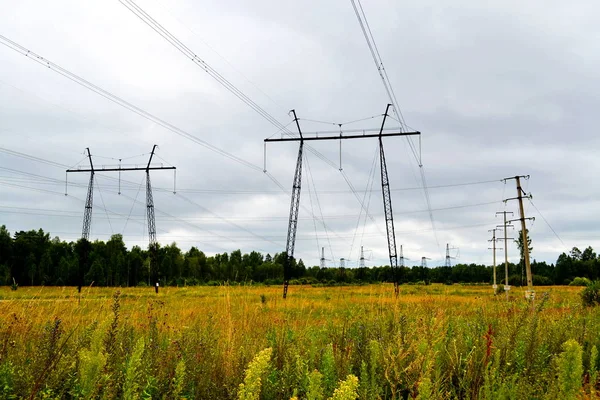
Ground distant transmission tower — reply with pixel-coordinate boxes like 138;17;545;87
320;247;326;269
399;245;406;267
445;243;458;267
66;145;175;293
359;246;365;268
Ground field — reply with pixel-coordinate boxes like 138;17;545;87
0;284;598;399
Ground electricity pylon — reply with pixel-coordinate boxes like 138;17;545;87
399;245;410;268
66;145;175;293
320;247;330;269
359;246;366;268
445;243;458;267
264;105;421;298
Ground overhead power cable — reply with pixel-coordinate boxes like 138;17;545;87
528;199;567;249
348;143;379;260
115;0;402;223
304;153;335;264
0;200;502;221
175;192;285;248
95;178;114;235
0;34;262;172
349;0;441;256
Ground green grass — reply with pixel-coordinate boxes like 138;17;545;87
0;284;598;399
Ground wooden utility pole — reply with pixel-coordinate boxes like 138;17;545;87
503;175;535;300
496;211;514;300
488;228;503;293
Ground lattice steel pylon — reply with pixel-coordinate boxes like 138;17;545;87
145;147;159;292
399;245;406;267
264;104;420;298
66;145;175;293
283;110;304;299
445;243;457;267
359;246;365;268
78;148;95;293
378;104;400;296
82;156;94;240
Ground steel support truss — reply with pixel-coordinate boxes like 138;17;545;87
265;105;420;298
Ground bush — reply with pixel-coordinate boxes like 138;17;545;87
581;280;600;307
569;277;591;286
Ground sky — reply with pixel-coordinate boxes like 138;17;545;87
0;0;598;268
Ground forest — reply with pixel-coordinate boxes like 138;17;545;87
0;224;598;287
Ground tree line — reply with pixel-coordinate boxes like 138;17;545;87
0;225;598;287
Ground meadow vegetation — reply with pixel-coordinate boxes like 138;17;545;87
0;284;598;399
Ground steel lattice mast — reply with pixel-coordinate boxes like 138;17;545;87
283;110;304;299
146;146;159;292
82;149;94;240
264;105;420;298
77;148;95;293
378;104;400;296
66;145;175;293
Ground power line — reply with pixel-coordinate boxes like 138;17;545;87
349;0;441;257
0;166;503;194
304;153;321;260
349;143;379;260
95;178;114;235
0;199;502;221
0;34;263;172
115;0;414;230
528;199;567;249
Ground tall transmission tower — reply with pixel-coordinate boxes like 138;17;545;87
359;246;365;268
503;175;535;300
444;244;458;267
264;105;420;298
73;148;95;293
398;245;411;268
320;246;327;269
66;145;175;293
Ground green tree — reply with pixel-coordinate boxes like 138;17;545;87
0;225;12;270
581;246;596;262
516;229;533;263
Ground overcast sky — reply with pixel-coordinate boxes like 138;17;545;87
0;0;598;268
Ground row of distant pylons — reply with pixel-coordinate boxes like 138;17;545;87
318;243;457;269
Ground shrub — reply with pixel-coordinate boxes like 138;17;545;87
237;348;272;400
556;339;583;399
581;280;600;306
570;277;591;286
330;375;359;400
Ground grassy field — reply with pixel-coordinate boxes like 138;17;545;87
0;284;598;399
